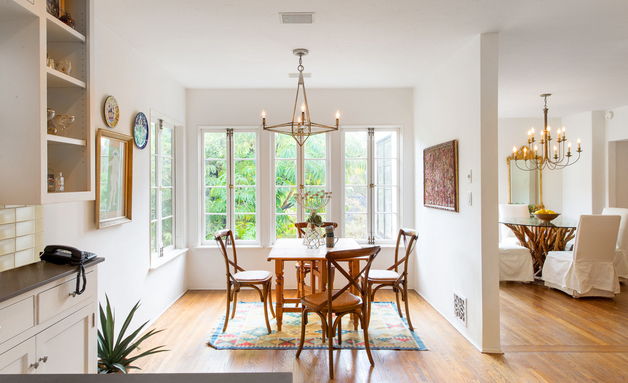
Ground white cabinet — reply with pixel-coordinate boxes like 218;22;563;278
0;0;94;205
0;264;99;374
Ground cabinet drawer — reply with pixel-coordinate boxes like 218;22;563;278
0;297;34;344
37;270;95;324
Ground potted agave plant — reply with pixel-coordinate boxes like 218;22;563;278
98;295;168;374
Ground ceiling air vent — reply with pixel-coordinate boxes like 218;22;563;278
280;12;314;24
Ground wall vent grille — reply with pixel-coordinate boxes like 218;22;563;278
453;292;467;326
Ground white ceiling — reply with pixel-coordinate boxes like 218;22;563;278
95;0;628;118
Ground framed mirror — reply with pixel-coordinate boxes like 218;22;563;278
507;146;543;208
96;129;133;228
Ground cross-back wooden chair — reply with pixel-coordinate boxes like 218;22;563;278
295;246;381;379
294;222;338;297
215;229;275;333
366;228;418;330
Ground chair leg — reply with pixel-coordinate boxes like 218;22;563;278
359;312;375;366
222;285;232;332
262;283;272;334
267;283;276;318
231;291;239;319
328;310;334;380
337;316;342;346
402;281;414;331
295;308;308;358
309;262;316;294
394;286;403;318
296;262;304;297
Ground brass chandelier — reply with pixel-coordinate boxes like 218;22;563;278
262;49;339;146
512;94;582;171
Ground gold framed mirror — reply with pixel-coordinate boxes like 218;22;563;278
96;129;133;229
507;146;543;208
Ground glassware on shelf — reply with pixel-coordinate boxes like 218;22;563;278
55;59;71;76
47;108;57;134
53;114;75;137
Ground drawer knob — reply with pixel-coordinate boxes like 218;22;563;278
69;292;77;298
29;361;39;369
39;355;48;363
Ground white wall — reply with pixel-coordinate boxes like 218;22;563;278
605;105;628;208
561;111;606;219
414;34;500;352
43;18;187;329
498;118;563;211
185;88;415;289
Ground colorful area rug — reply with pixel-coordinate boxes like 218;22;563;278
207;301;427;351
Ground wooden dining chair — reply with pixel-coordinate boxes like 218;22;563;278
294;222;338;297
366;228;418;331
498;204;534;282
215;229;275;333
295;246;381;379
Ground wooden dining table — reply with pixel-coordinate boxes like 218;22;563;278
267;238;362;331
499;216;578;274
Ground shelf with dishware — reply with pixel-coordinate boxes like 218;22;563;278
0;0;94;205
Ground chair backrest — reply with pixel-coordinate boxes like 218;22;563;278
295;222;338;238
499;204;530;240
215;229;244;281
573;215;621;263
602;207;628;251
390;229;418;277
319;246;381;312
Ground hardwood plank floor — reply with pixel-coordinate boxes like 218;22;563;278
131;284;628;382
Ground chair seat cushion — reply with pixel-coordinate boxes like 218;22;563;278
234;270;271;282
367;269;400;282
301;290;361;310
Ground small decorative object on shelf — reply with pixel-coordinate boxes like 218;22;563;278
133;112;149;149
295;190;332;249
47;108;57;134
104;95;120;128
59;12;76;29
46;0;59;17
54;114;75;136
55;59;71;76
46;54;55;69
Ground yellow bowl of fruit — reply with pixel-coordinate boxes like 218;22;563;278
533;209;560;223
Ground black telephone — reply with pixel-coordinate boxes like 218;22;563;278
40;245;96;265
40;245;97;296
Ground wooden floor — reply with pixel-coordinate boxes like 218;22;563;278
132;284;628;382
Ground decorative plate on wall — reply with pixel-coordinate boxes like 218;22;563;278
133;112;149;149
104;95;119;128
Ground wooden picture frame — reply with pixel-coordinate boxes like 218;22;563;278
96;129;133;228
423;140;458;212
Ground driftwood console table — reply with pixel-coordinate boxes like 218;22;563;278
499;217;578;274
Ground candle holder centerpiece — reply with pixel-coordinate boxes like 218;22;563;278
295;190;332;249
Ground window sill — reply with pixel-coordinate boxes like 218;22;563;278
196;244;264;250
150;248;188;270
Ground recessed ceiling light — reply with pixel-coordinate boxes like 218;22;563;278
279;12;314;24
289;73;311;78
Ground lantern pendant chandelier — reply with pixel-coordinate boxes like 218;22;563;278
513;94;582;171
262;49;339;146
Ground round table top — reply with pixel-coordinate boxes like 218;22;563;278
499;216;578;228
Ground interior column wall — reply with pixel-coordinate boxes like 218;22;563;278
414;33;500;352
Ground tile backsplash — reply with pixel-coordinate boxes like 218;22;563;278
0;205;44;272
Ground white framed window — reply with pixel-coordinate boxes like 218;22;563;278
201;128;259;245
343;127;399;244
150;111;186;268
273;133;329;241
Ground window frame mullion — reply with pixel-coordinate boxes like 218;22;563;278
226;128;235;232
367;127;375;244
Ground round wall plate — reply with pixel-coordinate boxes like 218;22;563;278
104;95;119;128
134;112;149;149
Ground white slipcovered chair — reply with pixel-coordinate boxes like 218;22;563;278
498;204;534;282
602;207;628;283
542;215;621;298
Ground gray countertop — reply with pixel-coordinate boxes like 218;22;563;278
0;257;104;303
0;373;293;383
